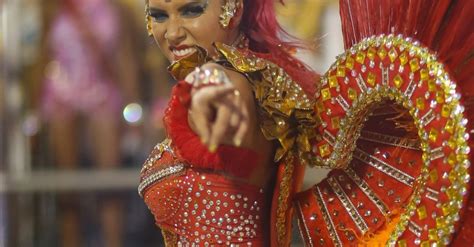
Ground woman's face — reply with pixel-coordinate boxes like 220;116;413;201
148;0;239;63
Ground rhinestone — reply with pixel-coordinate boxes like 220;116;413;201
378;180;385;187
414;238;421;245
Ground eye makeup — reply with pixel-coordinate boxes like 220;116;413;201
179;1;209;18
148;8;168;23
148;0;209;22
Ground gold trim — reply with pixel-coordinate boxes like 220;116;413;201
141;139;173;173
295;201;314;247
161;229;178;246
327;176;369;234
276;156;294;245
314;186;343;247
359;130;420;150
138;163;185;197
345;167;390;217
353;148;415;187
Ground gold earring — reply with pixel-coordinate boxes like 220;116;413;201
145;2;153;36
220;0;239;28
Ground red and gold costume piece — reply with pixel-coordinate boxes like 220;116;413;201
296;35;470;246
139;41;320;246
294;0;474;246
139;139;266;245
140;1;474;245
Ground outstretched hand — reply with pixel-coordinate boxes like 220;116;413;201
186;64;251;152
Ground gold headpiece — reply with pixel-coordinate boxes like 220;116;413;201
220;0;240;28
145;2;153;36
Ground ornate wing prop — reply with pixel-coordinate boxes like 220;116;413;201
294;1;474;246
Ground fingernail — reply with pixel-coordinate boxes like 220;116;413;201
234;138;242;147
209;144;218;153
201;137;208;145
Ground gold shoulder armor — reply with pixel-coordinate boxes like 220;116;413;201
213;42;266;72
215;42;320;166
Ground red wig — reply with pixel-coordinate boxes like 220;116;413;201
240;0;294;53
240;0;318;96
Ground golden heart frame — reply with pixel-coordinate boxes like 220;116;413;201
312;34;470;245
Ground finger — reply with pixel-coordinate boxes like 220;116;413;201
197;84;235;101
208;102;233;152
233;100;250;147
190;100;212;144
229;112;240;128
184;69;198;84
229;91;241;128
191;85;236;146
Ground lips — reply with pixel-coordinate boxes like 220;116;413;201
170;45;197;60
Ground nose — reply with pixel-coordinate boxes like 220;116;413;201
165;18;186;46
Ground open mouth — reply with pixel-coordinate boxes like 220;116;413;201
170;46;197;60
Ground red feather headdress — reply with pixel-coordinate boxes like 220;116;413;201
294;1;474;246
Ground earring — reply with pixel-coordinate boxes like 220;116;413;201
145;2;153;36
220;0;239;28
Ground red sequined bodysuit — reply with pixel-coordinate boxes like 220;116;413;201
139;42;318;246
138;80;266;245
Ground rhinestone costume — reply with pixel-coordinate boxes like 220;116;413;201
139;141;265;246
293;1;474;244
139;40;319;246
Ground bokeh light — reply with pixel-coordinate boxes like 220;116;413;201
123;103;143;124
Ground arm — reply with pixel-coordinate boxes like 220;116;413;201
185;63;275;186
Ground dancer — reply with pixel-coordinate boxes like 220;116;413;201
138;0;320;245
140;0;474;246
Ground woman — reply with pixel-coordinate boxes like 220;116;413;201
141;0;474;246
138;0;319;245
37;0;139;246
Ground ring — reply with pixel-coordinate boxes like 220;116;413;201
189;68;232;89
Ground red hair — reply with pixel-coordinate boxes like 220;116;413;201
240;0;294;53
240;0;318;96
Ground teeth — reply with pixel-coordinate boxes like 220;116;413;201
172;47;196;57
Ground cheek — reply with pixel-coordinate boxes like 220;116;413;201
152;25;165;46
152;25;172;57
185;18;227;53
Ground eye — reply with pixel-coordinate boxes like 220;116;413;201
181;5;205;18
149;11;168;23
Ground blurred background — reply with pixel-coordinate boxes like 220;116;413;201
0;0;343;246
